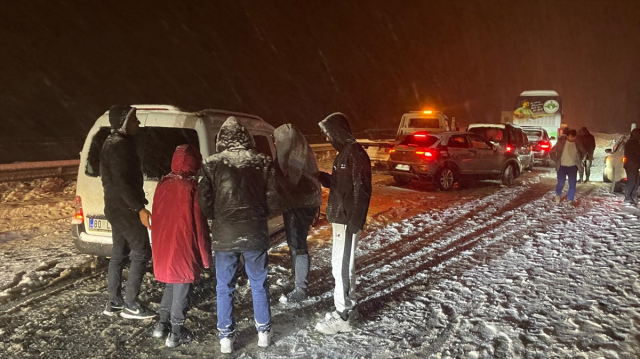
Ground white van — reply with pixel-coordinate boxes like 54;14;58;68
71;105;284;257
395;111;452;142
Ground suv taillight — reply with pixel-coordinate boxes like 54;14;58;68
74;196;84;221
415;148;438;160
540;142;551;150
505;144;514;153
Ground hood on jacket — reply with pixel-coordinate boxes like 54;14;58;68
578;127;591;136
274;124;319;185
171;144;202;176
216;116;256;153
318;112;355;152
109;104;137;135
631;128;640;141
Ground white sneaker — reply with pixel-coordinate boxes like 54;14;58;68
258;330;273;348
554;195;561;204
316;311;351;334
220;337;235;354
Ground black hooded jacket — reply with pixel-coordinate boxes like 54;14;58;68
577;127;596;157
318;113;372;233
100;105;148;230
198;117;279;252
624;129;640;170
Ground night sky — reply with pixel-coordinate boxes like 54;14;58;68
1;0;639;152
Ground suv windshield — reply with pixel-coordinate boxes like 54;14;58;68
468;127;505;143
399;134;439;147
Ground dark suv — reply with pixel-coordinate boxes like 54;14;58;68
521;126;554;167
387;131;521;190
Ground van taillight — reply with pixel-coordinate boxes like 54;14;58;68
75;196;84;221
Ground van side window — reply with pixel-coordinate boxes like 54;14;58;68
447;135;469;148
139;127;200;181
253;135;274;159
85;128;112;177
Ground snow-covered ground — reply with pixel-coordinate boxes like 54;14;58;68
1;133;639;359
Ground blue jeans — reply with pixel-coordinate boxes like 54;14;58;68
215;250;271;339
556;165;578;201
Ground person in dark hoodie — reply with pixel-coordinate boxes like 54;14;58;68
623;128;640;204
100;104;155;319
198;117;279;354
315;112;372;335
151;145;211;348
577;127;596;183
273;124;322;303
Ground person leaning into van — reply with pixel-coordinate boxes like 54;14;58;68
550;128;587;208
100;105;155;319
623;128;640;204
198;117;280;354
150;145;211;348
273;124;322;303
577;127;596;183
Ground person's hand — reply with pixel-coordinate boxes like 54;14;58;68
139;208;152;229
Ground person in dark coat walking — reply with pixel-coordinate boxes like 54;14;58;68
150;145;211;347
198;117;279;354
624;128;640;204
100;105;155;319
577;127;596;183
315;113;372;335
273;124;322;303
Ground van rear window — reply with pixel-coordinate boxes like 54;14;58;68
85;127;200;181
408;117;440;128
139;127;200;181
468;127;505;143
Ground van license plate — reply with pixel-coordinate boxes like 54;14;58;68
89;218;112;232
396;164;410;171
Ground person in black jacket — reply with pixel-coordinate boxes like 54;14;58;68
577;127;596;183
100;105;155;319
624;128;640;204
198;117;279;354
273;124;322;303
314;112;372;335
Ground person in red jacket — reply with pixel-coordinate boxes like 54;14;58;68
150;145;211;348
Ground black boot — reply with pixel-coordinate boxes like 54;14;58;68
166;326;194;348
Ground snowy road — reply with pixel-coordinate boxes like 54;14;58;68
2;137;640;358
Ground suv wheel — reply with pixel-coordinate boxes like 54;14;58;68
435;167;456;191
393;175;412;186
502;164;516;187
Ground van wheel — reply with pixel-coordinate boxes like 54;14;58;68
502;164;516;187
393;175;411;186
435;167;456;191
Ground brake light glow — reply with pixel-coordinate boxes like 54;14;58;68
74;196;84;221
389;148;396;154
415;148;437;159
623;156;627;163
413;133;427;138
505;145;514;153
423;110;433;114
540;143;550;149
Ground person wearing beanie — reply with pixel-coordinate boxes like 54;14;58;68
100;104;155;319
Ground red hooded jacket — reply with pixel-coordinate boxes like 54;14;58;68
152;145;211;284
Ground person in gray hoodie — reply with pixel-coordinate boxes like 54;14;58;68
550;128;587;207
273;124;322;303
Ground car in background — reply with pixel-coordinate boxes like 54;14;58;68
387;131;521;190
603;136;628;193
72;105;283;257
521;126;554;167
466;123;534;171
395;110;454;142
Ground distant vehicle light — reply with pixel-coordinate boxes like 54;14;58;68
505;145;514;153
540;143;550;149
623;156;627;163
423;110;433;114
389;148;396;154
74;196;84;222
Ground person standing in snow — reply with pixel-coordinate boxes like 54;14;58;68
550;128;587;208
273;124;322;303
150;145;211;348
198;117;279;354
315;113;372;335
100;105;155;319
623;128;640;204
577;127;596;183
